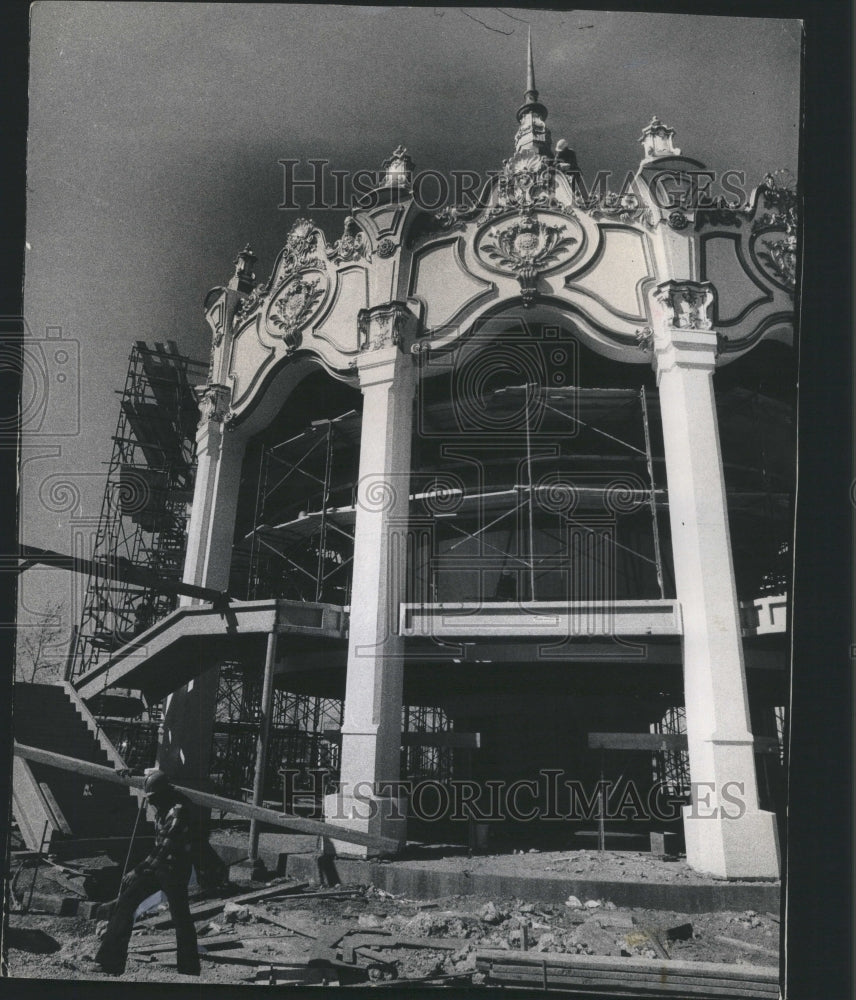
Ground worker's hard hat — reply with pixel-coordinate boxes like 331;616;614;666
143;770;170;797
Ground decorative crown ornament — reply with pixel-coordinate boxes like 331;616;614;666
381;145;415;187
639;116;681;160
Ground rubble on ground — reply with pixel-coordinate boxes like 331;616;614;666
6;866;782;986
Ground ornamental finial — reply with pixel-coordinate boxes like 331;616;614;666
515;30;551;155
231;244;257;293
639;115;681;160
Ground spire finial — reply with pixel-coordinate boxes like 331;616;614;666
515;28;550;155
525;25;537;102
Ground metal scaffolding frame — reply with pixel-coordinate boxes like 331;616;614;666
651;705;690;799
66;342;207;688
244;410;360;605
402;705;453;783
412;384;670;604
209;660;343;802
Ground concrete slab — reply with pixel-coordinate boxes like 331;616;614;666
284;853;780;914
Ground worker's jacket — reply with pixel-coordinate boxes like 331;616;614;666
140;793;196;879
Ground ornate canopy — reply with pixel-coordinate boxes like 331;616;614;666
202;53;796;433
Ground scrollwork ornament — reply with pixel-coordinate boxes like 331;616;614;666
577;189;652;227
494;148;556;214
478;215;578;306
751;170;798;293
279;218;324;278
635;326;654;352
269;276;324;349
236;282;270;318
655;281;715;332
327;217;371;264
195;384;231;426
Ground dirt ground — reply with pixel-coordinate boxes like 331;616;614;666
5;869;781;987
383;847;742;883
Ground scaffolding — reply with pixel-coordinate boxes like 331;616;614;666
242;410;361;605
66;341;207;697
209;661;343;804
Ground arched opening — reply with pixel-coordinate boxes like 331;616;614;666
411;316;671;607
402;315;684;847
230;369;364;605
210;369;363;805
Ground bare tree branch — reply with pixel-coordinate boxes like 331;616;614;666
460;9;514;35
494;8;531;23
16;600;66;684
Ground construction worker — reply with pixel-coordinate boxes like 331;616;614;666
93;770;200;976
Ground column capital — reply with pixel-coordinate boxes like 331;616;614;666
650;280;719;378
195;382;232;427
355;302;419;389
357;301;420;352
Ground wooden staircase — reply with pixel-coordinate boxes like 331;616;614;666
12;681;148;852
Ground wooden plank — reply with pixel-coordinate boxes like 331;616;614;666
476;949;778;982
38;783;73;837
141;881;312;928
482;961;779;989
402;732;480;749
714;935;780;959
13;742;399;853
484;967;777;998
130;933;240;954
589;731;688;751
587;732;780;755
244;905;318;939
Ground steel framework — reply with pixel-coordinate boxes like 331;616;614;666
210;660;344;802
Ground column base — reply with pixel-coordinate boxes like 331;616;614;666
683;805;780;879
323;791;407;858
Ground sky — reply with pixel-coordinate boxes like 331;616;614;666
19;3;802;654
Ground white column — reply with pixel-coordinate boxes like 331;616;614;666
324;321;416;854
652;281;779;879
159;383;246;787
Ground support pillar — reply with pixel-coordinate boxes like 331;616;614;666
249;630;278;862
652;280;780;879
159;382;246;788
324;308;417;854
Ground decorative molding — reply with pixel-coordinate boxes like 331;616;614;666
639;115;681;160
327;216;371;264
635;326;654;352
750;172;798;293
580;189;652;227
269;275;325;350
230;244;257;293
654;280;715;331
377;238;396;258
236;282;270;318
695;199;746;229
357;302;416;352
381;145;414;188
276;218;325;281
492;148;557;216
477;214;578;306
195;383;232;427
667;209;689;231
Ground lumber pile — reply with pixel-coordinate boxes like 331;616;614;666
475;948;780;997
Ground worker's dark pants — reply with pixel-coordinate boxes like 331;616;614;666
95;867;199;976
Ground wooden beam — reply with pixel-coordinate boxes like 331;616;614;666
323;730;481;749
18;544;230;605
588;732;780;754
13;742;399;854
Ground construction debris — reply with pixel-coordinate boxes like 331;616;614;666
6;860;782;987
